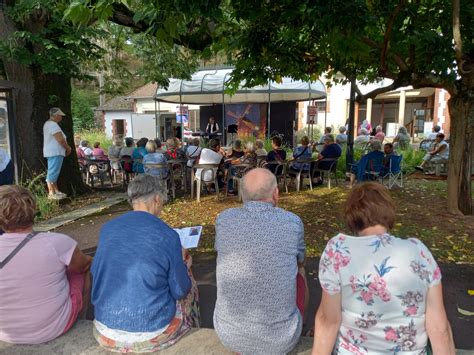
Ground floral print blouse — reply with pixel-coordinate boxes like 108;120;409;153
319;233;441;354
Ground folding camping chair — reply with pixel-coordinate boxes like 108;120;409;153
380;155;403;189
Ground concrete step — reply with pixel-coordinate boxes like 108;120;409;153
0;320;313;354
1;320;472;354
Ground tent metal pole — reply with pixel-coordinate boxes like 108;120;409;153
157;100;161;140
267;80;271;139
222;73;229;146
324;96;328;129
308;82;312;140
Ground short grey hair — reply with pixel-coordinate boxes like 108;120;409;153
80;140;89;147
145;140;157;153
339;126;346;133
255;139;264;149
241;168;277;202
324;134;335;143
244;141;255;152
127;174;168;205
398;126;408;134
370;139;382;151
376;125;383;132
360;128;368;135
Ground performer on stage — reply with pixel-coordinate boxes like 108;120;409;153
206;116;220;139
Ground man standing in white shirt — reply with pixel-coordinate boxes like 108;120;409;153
43;107;71;199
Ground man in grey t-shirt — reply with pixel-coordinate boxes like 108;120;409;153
214;168;307;354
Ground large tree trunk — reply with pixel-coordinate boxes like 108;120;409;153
446;85;473;215
0;11;86;195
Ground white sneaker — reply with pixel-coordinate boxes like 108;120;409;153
55;191;67;198
48;194;61;200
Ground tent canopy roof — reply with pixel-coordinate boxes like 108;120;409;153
155;68;326;104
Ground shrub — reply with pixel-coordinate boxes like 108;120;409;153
20;173;60;221
76;129;113;151
72;89;96;131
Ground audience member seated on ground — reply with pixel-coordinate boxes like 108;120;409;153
255;139;267;156
335;126;348;146
92;142;108;160
91;175;200;353
266;136;287;174
165;138;186;160
428;124;441;140
79;140;93;157
227;141;258;194
186;138;202;168
415;133;449;174
226;139;245;159
354;128;370;146
393;126;411;150
196;138;225;186
289;136;312;175
143;140;168;178
108;137;123;171
347;140;384;188
214;168;308;354
311;134;342;186
312;182;455;355
358;119;372;135
132;137;148;174
0;148;14;185
372;125;385;142
0;185;92;345
119;137;135;157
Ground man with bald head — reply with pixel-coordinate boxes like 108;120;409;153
214;168;307;354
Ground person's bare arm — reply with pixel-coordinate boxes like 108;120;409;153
426;283;455;354
53;132;71;155
312;290;342;355
68;247;92;274
431;144;446;155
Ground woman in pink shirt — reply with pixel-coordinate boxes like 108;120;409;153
0;186;92;344
373;125;386;142
92;142;108;160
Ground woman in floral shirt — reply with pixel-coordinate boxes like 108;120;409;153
312;182;454;355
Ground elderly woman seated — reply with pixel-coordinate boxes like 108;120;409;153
354;128;370;146
312;182;454;354
347;140;384;187
415;133;449;174
372;125;385;142
0;186;92;344
226;141;257;195
91;175;200;353
289;136;312;175
255;139;267;156
335;126;348;146
142;140;168;178
393;126;411;150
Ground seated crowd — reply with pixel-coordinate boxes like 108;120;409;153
0;174;455;354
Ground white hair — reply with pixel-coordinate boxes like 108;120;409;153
360;128;368;135
127;174;168;205
376;125;383;132
339;126;346;133
244;141;255;152
241;168;277;202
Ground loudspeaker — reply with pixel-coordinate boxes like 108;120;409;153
228;124;238;134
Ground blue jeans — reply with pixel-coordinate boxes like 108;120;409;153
46;156;64;183
0;160;14;185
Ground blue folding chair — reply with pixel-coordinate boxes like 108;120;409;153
380;154;403;189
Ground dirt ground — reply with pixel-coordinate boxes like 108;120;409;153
53;177;474;349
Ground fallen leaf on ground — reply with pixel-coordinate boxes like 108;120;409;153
468;290;474;296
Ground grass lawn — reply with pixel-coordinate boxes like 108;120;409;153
160;178;474;264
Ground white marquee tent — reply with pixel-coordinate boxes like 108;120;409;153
154;68;327;104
